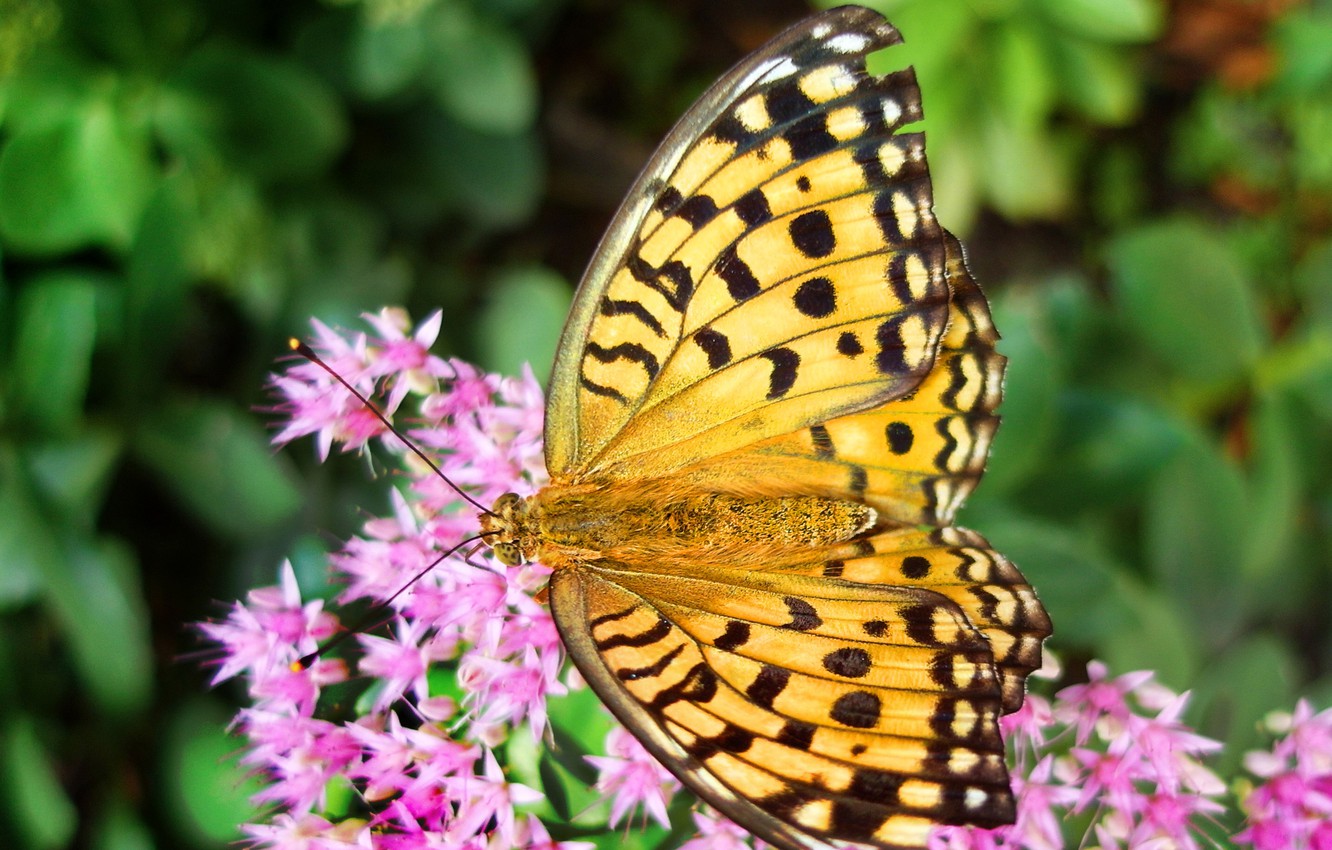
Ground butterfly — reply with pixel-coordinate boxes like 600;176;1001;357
480;7;1051;849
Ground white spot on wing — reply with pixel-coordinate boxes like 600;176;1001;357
826;33;869;53
882;97;903;127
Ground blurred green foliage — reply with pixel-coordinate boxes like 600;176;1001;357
0;0;1329;846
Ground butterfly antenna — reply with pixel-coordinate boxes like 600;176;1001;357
293;532;495;669
287;339;497;517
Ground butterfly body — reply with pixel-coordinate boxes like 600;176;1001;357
478;7;1051;849
484;483;874;569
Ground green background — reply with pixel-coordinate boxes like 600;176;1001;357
1;0;1330;846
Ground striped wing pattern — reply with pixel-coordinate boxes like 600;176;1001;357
677;233;1003;527
534;7;1052;850
545;7;952;482
550;529;1041;850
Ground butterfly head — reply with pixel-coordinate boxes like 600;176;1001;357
479;492;537;566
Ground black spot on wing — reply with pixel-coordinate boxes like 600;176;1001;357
822;647;872;678
875;315;909;374
837;331;864;357
901;555;931;579
776;720;815;751
886;421;914;454
734;188;772;226
781;596;822;631
655;185;684;216
760;347;800;399
716;244;761;302
746;664;790;709
580;376;629;404
809;424;835;459
714;620;750;651
793;276;836;318
648;663;718;710
786;113;838;161
830;691;881;728
863;619;889;638
693;328;733;370
789;209;836;258
901;604;938;646
677;194;720;228
590;604;639;629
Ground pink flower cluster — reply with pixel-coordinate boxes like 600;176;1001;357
202;310;585;850
1237;700;1332;849
202;309;1332;850
930;661;1226;850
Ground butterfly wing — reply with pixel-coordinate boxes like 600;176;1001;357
675;232;1004;527
550;527;1042;850
545;6;954;481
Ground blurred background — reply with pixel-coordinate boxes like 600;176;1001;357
0;0;1329;847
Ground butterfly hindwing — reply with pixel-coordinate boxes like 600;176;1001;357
550;557;1019;850
546;7;952;481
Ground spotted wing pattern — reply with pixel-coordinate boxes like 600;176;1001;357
538;7;1050;850
545;7;952;482
676;233;1003;527
550;531;1038;850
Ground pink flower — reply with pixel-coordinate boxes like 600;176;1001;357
586;726;680;829
1237;701;1332;849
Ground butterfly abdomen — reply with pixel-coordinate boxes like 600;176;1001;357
520;481;876;569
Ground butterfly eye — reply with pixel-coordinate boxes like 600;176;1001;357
492;541;522;566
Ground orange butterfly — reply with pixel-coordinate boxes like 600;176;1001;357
481;7;1051;849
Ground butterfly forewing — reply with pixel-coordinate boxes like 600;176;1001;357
546;8;951;481
673;234;1004;527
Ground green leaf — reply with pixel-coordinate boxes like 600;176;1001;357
0;447;44;606
1106;219;1265;383
131;396;303;539
1191;635;1299;775
990;21;1056;130
1043;392;1188;511
981;290;1061;493
429;7;536;134
437;118;544;228
171;44;347;182
41;537;153;714
161;698;262;843
1144;436;1247;647
8;271;98;434
351;16;428;99
978;115;1071;219
1241;395;1301;584
1047;37;1141;124
474;266;572;380
22;433;123;545
1274;10;1332;97
89;798;154;850
0;90;153;253
1;715;78;849
1035;0;1164;42
1101;580;1203;690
